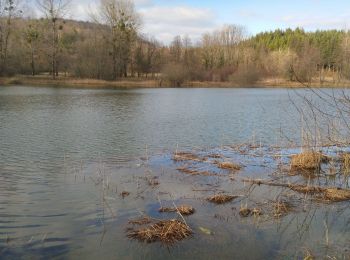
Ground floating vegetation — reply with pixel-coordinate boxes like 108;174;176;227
128;216;152;225
159;205;195;215
177;167;216;176
290;151;328;172
207;194;237;204
341;153;350;174
127;219;193;245
239;207;251;217
251;208;263;217
173;152;204;162
244;179;350;202
146;176;160;187
121;191;130;198
199;226;212;235
322;188;350;202
273;201;293;218
217;161;241;171
207;154;223;159
239;207;263;217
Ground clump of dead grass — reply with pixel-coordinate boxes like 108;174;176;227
145;176;160;187
173;152;204;162
341;153;350;175
290;151;328;172
244;178;350;203
322;188;350;202
251;208;263;217
290;185;350;202
128;216;152;225
127;219;193;245
177;167;216;176
273;201;293;218
207;194;237;204
239;207;251;217
207;154;223;159
238;207;263;217
159;205;195;216
121;191;130;198
217;161;241;171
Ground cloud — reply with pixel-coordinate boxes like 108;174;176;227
139;6;217;43
29;0;219;43
278;12;350;30
238;10;260;19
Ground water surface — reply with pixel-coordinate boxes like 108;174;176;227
0;86;348;259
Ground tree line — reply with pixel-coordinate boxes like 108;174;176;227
2;0;350;86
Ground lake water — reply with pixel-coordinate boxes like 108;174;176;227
1;86;349;259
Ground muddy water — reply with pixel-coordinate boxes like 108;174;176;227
0;86;350;259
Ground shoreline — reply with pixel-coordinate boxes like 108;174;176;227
1;76;350;89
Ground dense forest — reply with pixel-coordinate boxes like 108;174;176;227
2;0;350;86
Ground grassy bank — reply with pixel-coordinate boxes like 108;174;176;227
1;75;350;89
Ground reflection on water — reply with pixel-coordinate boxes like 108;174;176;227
0;86;349;259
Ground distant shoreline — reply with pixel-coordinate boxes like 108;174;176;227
1;76;350;89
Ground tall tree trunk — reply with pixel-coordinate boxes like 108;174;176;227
31;45;35;76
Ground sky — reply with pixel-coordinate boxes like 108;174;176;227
29;0;350;43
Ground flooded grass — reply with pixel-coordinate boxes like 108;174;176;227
59;143;350;257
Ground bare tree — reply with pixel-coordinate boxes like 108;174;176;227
200;24;245;70
36;0;70;79
0;0;22;75
97;0;141;80
25;22;40;76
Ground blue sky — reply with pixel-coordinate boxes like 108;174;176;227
30;0;350;43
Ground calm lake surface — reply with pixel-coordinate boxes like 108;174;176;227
1;86;349;259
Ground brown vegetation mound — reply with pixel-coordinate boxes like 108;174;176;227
173;152;204;162
341;153;350;174
323;188;350;202
244;179;350;203
217;161;241;171
239;207;263;217
121;191;130;198
177;167;216;176
290;151;328;171
239;207;251;217
127;219;193;245
207;194;237;204
273;201;293;218
128;216;152;225
159;205;195;216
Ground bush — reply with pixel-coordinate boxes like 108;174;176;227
161;62;189;87
229;65;261;86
